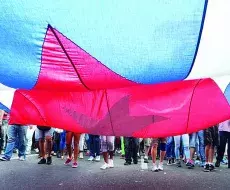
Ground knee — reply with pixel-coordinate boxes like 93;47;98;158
152;143;158;150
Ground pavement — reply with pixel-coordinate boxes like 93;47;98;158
0;153;230;190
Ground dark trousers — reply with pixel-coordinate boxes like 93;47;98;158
89;135;100;157
216;131;230;167
124;137;138;163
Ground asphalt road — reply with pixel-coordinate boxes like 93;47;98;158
0;153;230;190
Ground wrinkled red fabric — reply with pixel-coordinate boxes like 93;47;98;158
10;78;230;137
34;25;135;91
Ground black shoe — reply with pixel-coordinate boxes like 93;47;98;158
38;158;46;164
133;160;138;164
144;158;149;163
203;164;210;172
124;161;131;165
209;164;215;171
176;160;182;168
172;158;176;164
46;157;52;165
215;160;220;167
167;159;172;166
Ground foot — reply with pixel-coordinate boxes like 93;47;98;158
215;160;220;167
38;158;46;164
158;162;164;171
176;160;182;168
95;156;100;162
124;161;131;165
64;158;72;165
151;163;158;172
18;156;26;161
167;159;172;166
72;162;78;168
100;163;109;170
108;159;114;168
46;156;52;165
0;156;10;161
144;156;149;163
203;164;210;172
209;164;215;171
79;152;84;159
133;160;138;164
187;160;195;169
88;156;94;161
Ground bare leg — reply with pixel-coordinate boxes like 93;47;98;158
151;144;157;163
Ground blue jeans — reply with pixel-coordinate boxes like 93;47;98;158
89;135;100;157
174;134;190;159
166;137;175;158
4;125;27;159
189;130;205;162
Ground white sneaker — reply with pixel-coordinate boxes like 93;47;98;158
100;163;109;170
79;152;84;159
88;156;94;161
95;156;100;162
108;159;114;168
18;156;25;161
151;163;158;172
158;162;164;171
34;148;39;153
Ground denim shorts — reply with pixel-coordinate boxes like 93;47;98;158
38;128;54;140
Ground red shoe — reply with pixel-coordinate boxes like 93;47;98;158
64;158;72;165
72;162;78;168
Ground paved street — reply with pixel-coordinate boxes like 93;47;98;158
0;154;230;190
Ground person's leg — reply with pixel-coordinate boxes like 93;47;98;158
189;133;197;163
121;137;125;156
198;130;205;165
132;137;139;164
94;135;100;157
38;129;47;164
166;137;173;164
174;135;182;167
100;136;109;169
60;131;66;159
79;134;85;158
71;133;80;167
18;125;27;159
151;138;158;171
65;131;73;163
216;131;227;167
227;132;230;168
45;129;54;165
124;137;131;164
2;119;9;150
108;136;115;161
144;138;151;162
1;125;17;160
158;138;166;171
25;126;35;155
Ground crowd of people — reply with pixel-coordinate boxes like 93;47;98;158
0;109;229;172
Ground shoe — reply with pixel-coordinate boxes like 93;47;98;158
34;148;39;153
95;156;100;162
88;156;94;161
133;160;138;164
144;156;149;163
108;159;114;168
120;154;125;159
38;158;46;164
167;159;172;166
19;156;25;161
72;162;78;168
100;163;109;170
215;160;220;167
61;156;64;160
46;157;52;165
187;160;195;169
25;152;31;155
79;152;84;159
209;164;215;171
57;152;61;158
172;158;176;164
124;161;131;165
158;162;164;171
64;158;72;165
200;162;205;167
0;156;10;161
203;164;210;172
176;160;182;167
152;163;158;172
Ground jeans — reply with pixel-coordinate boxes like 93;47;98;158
166;137;175;158
59;131;66;150
216;131;230;164
174;134;190;160
189;130;205;162
88;135;100;157
124;137;139;162
4;125;27;159
0;119;9;150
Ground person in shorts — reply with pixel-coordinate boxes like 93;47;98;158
37;126;54;165
151;138;167;172
203;125;219;172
